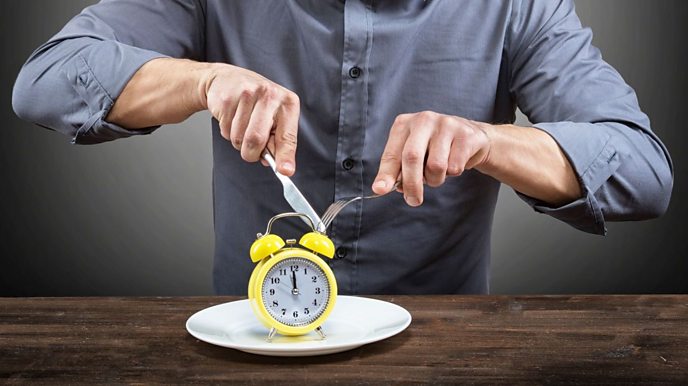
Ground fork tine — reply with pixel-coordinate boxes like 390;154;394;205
321;184;397;230
321;202;340;228
322;198;353;228
321;199;346;228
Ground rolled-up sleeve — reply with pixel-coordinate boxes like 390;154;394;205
12;0;206;144
507;0;673;234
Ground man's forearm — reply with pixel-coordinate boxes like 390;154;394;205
373;112;582;207
478;124;582;206
106;58;212;129
106;57;300;176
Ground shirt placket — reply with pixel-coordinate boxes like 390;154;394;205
331;0;373;294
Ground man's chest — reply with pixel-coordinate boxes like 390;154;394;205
205;0;513;124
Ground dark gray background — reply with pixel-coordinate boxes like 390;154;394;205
1;1;686;296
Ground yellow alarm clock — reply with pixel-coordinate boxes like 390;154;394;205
248;212;337;341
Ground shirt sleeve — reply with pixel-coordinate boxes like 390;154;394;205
12;0;206;144
506;0;673;235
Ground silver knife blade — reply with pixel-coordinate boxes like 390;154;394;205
262;150;326;233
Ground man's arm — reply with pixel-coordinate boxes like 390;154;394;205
373;113;581;207
12;0;204;145
374;0;673;234
106;58;299;174
12;0;298;175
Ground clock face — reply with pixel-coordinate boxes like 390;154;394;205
261;257;331;327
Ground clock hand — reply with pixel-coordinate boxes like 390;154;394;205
291;271;299;295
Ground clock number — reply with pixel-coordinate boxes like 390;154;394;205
281;308;286;316
315;287;321;294
272;300;278;307
311;276;317;283
304;307;310;315
271;277;280;284
313;299;318;306
303;268;308;275
279;269;287;276
269;289;275;296
293;310;299;318
290;265;299;272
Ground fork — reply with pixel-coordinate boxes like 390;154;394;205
319;181;401;230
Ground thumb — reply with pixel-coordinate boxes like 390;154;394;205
372;154;401;195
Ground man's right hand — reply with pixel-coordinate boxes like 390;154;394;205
107;58;300;176
203;64;300;176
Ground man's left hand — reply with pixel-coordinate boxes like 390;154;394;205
372;111;491;207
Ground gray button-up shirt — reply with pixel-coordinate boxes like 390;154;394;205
13;0;673;295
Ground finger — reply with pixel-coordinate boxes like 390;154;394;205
448;137;471;177
229;91;256;152
373;116;409;195
212;97;239;147
273;91;300;176
241;88;281;162
258;135;276;168
258;135;274;167
424;125;453;187
401;118;435;206
218;114;234;146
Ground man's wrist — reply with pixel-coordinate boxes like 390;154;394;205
192;61;223;112
473;122;499;176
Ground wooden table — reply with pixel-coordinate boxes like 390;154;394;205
1;296;687;384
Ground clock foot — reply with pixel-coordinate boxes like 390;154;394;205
267;327;277;342
315;326;326;340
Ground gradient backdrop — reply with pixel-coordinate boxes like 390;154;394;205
1;0;686;296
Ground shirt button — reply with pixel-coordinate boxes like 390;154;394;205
342;158;355;170
335;247;348;259
348;66;362;79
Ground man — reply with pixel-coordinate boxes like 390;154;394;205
12;0;672;295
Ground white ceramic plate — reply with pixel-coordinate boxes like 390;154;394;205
186;295;412;356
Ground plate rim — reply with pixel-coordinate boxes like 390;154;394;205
185;295;412;356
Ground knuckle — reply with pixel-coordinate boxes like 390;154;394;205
425;159;447;174
230;136;243;149
439;116;455;131
389;122;407;136
244;131;267;148
402;149;423;164
410;111;436;130
256;81;271;94
283;91;300;107
240;88;256;100
261;84;279;101
448;165;464;176
454;117;472;133
217;93;234;106
393;114;411;126
417;110;436;122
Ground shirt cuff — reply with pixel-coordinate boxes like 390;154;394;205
520;121;623;235
66;40;168;144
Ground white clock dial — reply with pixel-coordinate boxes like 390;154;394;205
261;257;331;326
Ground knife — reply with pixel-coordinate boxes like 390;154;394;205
262;150;326;233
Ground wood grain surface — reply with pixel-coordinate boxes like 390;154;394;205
1;295;687;384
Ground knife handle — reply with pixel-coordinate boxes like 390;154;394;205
262;149;278;171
